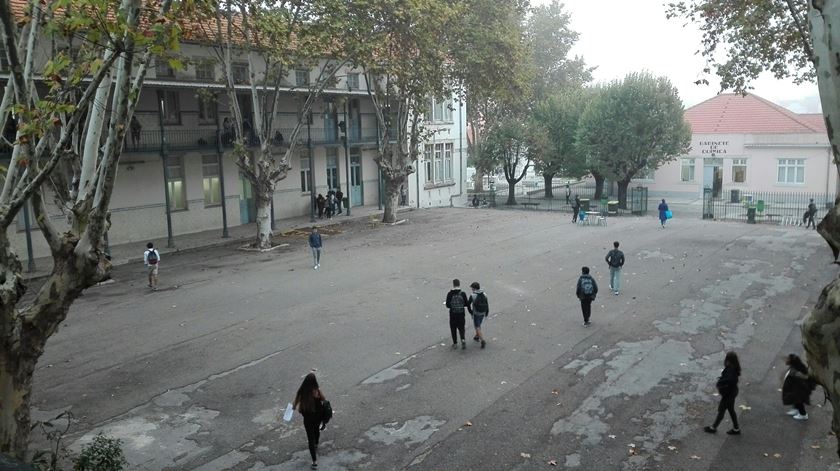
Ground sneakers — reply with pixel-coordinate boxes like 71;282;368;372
584;321;591;327
613;291;619;295
481;340;486;349
786;409;799;416
793;413;809;420
726;429;741;435
461;341;466;350
473;335;480;342
452;342;458;349
703;426;716;434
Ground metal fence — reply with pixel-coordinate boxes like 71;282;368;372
466;184;649;216
702;187;835;224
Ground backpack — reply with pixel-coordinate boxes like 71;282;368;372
580;276;595;297
147;249;158;265
449;291;466;313
473;293;488;313
320;400;333;424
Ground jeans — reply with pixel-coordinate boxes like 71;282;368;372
712;392;739;429
609;267;621;292
450;312;466;343
311;247;321;266
580;299;592;323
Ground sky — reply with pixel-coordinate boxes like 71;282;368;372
532;0;822;113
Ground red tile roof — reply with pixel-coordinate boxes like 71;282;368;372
685;93;826;134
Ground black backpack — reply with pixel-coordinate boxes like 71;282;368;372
320;400;333;424
473;293;488;313
147;249;158;265
580;276;595;297
449;291;466;313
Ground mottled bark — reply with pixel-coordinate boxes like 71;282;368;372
543;173;555;198
617;178;631;209
382;174;403;223
473;169;484;192
506;182;517;205
592;173;605;200
804;1;840;459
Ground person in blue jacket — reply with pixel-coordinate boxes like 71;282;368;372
309;226;322;270
658;199;669;228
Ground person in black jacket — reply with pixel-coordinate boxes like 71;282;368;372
572;195;581;223
605;241;625;295
783;353;815;420
575;267;598;326
294;373;327;469
704;351;741;435
445;279;469;349
803;199;818;229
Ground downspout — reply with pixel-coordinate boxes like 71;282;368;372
215;94;230;238
449;98;464;206
157;90;175;248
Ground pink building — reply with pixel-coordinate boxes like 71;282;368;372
641;94;835;199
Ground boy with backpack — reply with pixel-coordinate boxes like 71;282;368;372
467;282;489;349
605;241;625;295
144;242;160;291
445;279;469;349
576;266;598;326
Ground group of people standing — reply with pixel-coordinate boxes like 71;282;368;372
703;352;816;436
316;189;344;219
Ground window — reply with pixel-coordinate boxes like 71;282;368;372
777;158;805;184
300;154;311;192
326;148;339;190
732;158;747;183
680;158;695;182
295;69;310;87
166;157;187;210
347;73;359;90
424;142;454;184
197;94;216;125
156;59;175;78
195;61;215;81
232;63;248;84
426;98;452;123
162;91;180;125
202;155;222;206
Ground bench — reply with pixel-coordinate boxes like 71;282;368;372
521;202;540;210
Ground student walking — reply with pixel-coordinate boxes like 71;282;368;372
565;185;571;204
294;373;327;469
309;227;322;270
467;282;489;349
445;279;469;349
658;199;670;228
130;115;142;149
143;242;160;291
803;199;817;229
575;267;598;326
572;195;581;223
704;351;741;435
782;353;815;420
325;191;335;219
605;241;625;295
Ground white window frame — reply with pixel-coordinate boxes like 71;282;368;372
195;61;215;80
326;149;339;190
426;97;453;123
166;156;187;211
777;158;805;184
295;69;310;87
202;155;222;206
680;158;695;182
156;59;174;78
232;63;248;84
300;155;311;193
197;94;217;125
732;158;747;183
163;91;181;125
346;73;359;90
444;143;453;181
424;145;433;183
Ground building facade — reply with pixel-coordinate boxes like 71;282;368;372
3;40;467;260
637;94;835;199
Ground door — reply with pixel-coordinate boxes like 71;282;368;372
713;166;723;199
239;173;256;224
323;100;338;143
350;151;363;206
237;94;253;145
703;165;714;194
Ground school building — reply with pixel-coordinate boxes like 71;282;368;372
2;40;467;261
637;93;835;200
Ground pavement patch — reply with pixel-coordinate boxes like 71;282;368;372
364;416;446;446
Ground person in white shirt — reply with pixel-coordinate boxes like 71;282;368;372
143;242;160;290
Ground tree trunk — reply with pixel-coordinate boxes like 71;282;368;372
543;173;555;198
506;180;517;205
382;175;402;223
804;3;840;458
474;169;484;192
617;178;631;209
254;192;272;249
0;351;33;460
593;173;605;200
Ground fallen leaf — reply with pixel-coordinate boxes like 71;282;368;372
548;460;557;466
738;405;752;411
464;421;472;427
608;435;616;439
811;445;821;449
551;389;560;395
628;443;636;448
773;453;782;458
763;453;769;457
520;452;531;459
667;446;677;451
690;455;701;460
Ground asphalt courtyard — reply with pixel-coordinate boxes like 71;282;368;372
28;207;840;470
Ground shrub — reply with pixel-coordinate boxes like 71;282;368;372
73;434;127;471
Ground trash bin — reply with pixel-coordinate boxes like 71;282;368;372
342;197;349;208
580;198;590;211
608;201;619;213
747;207;756;224
730;189;740;204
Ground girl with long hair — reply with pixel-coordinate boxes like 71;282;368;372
704;351;742;435
783;353;814;420
294;373;326;469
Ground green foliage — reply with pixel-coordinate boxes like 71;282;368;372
531;87;591;179
576;72;691;184
665;0;813;92
526;0;593;100
73;434;127;471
